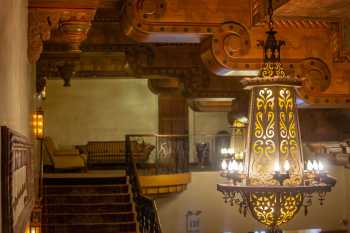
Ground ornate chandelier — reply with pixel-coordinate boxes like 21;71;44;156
217;1;336;232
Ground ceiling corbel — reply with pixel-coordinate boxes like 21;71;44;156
28;0;99;63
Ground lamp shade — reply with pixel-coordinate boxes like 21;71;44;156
244;83;304;185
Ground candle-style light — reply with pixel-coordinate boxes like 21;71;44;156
284;160;290;172
307;160;313;171
318;161;324;172
273;161;281;173
221;148;228;155
221;160;228;170
313;160;319;171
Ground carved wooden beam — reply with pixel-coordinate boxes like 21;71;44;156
121;0;251;43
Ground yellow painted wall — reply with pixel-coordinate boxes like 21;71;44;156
44;79;158;147
156;166;348;233
0;0;34;137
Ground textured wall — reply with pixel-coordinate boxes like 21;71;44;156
157;167;348;233
0;1;34;233
44;79;158;147
0;0;33;136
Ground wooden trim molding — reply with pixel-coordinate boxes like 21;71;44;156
1;126;34;233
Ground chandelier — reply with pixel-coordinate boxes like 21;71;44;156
217;1;336;232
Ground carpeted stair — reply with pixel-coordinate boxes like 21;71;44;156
42;176;137;233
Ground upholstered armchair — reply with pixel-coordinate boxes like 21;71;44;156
43;137;87;171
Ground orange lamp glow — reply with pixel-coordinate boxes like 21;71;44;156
32;109;44;139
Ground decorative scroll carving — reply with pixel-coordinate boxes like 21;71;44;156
295;58;331;94
294;58;350;106
28;9;61;63
201;22;251;75
1;126;34;233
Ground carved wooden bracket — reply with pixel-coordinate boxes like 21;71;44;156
28;7;96;63
51;10;96;52
201;22;251;76
28;9;61;63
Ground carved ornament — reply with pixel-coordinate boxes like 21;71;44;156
28;8;96;63
28;9;62;63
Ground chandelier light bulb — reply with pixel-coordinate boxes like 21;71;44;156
228;161;234;172
227;148;234;155
318;161;324;171
284;160;290;172
232;160;238;171
307;160;313;171
221;148;228;154
313;160;319;171
221;160;228;170
274;161;281;173
238;162;244;173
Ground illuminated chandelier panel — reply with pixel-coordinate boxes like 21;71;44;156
247;85;303;186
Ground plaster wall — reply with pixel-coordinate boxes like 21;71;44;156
0;0;34;233
44;79;158;147
157;166;348;233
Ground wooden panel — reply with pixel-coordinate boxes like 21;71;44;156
1;126;34;233
158;95;188;134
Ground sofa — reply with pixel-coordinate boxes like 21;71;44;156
44;137;87;171
77;141;155;167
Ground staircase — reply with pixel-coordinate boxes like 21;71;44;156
42;176;137;233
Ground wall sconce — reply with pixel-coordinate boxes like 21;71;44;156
30;225;40;233
30;202;42;233
32;108;44;140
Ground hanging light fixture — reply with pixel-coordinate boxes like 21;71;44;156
217;1;336;232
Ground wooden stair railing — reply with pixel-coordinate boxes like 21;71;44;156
125;135;163;233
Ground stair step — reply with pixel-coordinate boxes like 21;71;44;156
44;193;130;204
44;203;133;214
42;222;136;233
44;184;129;195
42;212;135;224
43;177;127;186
